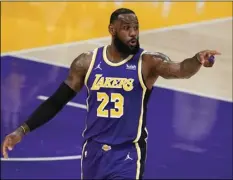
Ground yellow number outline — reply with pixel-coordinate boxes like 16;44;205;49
97;92;124;118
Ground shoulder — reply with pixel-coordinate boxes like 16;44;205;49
141;51;173;77
141;51;172;72
70;49;96;72
77;50;95;63
142;51;171;62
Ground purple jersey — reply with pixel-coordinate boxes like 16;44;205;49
83;45;151;145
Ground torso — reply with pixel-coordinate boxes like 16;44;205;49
82;45;151;145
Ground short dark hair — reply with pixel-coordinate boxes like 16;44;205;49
110;8;135;24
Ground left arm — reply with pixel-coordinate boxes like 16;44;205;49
144;50;221;79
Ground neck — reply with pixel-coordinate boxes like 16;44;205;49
107;44;130;63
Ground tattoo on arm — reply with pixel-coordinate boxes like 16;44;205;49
65;52;92;92
146;52;172;62
147;52;202;79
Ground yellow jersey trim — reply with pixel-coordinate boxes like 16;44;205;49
102;45;134;67
135;51;148;179
81;140;88;180
133;50;147;143
82;48;98;137
84;48;98;86
135;142;142;179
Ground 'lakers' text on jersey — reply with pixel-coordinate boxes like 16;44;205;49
83;45;151;145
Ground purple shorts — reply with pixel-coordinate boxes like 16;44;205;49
81;139;147;179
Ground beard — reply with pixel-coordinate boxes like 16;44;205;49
113;33;140;55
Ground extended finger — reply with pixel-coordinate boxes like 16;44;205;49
206;50;221;56
2;141;9;158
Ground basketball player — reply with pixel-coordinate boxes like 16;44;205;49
2;8;220;179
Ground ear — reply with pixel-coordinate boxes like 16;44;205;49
108;24;116;36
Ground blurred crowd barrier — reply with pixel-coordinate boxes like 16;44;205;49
1;1;232;52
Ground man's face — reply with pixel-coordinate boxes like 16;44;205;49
111;13;140;54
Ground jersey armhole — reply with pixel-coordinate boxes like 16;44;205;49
84;48;98;87
138;50;148;91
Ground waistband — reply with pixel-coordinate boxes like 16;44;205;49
82;138;146;152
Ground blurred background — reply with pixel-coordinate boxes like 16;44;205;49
1;1;232;179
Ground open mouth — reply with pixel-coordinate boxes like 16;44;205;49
129;39;137;46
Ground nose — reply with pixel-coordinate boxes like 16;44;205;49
129;28;137;37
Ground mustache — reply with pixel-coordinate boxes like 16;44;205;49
128;37;138;42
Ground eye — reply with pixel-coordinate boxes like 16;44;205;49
123;25;130;30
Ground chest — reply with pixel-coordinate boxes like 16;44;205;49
88;62;141;92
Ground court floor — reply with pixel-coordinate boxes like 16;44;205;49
1;18;232;179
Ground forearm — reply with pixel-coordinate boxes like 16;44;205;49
19;82;76;134
180;55;202;78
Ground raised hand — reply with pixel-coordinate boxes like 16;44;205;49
196;50;221;67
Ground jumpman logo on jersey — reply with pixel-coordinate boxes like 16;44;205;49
124;152;133;161
94;62;102;70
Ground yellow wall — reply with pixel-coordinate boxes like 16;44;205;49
1;2;232;52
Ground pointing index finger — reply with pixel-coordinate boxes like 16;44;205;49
208;50;221;55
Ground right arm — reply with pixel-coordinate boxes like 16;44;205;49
23;52;92;133
1;52;92;158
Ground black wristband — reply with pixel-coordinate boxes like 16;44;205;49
19;123;30;135
24;82;76;132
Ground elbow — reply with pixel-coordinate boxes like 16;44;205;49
160;72;195;79
180;72;196;79
183;75;193;79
